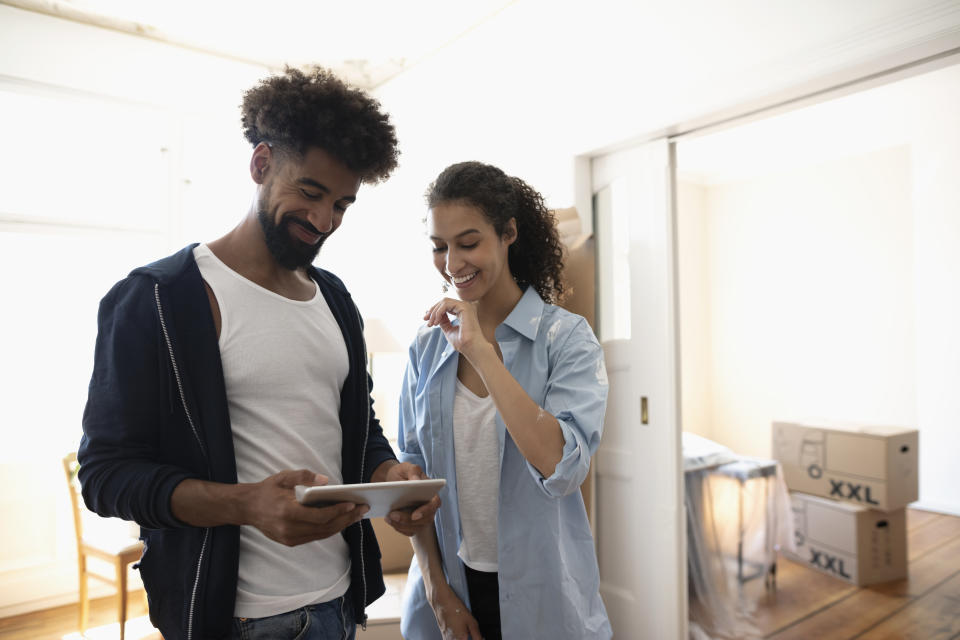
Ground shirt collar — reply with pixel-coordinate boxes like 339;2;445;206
499;286;545;342
439;286;546;362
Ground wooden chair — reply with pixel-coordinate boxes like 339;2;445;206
62;452;144;640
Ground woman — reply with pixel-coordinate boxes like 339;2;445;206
395;161;612;639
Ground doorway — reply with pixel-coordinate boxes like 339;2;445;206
671;58;960;637
674;60;960;516
590;58;960;639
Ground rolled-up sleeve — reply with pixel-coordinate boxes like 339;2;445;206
397;339;426;471
531;318;609;497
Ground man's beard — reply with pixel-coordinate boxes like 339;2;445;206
257;206;328;270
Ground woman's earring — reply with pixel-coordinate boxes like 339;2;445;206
441;280;450;294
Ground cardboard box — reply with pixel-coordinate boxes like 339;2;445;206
555;206;597;522
785;492;906;585
371;516;414;574
772;420;918;510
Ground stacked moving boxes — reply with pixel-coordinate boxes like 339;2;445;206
771;421;918;586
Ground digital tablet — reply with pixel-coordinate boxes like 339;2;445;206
294;479;446;519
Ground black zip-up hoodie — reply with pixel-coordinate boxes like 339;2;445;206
78;244;396;640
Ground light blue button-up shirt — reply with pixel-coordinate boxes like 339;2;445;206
398;287;612;639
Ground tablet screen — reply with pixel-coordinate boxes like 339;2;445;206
294;479;446;519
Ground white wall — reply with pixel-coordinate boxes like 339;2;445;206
0;4;270;617
677;181;712;440
357;0;960;363
910;69;960;515
676;63;960;514
698;145;916;453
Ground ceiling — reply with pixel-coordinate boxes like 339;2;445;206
3;0;517;88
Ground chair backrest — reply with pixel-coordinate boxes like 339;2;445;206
62;452;85;549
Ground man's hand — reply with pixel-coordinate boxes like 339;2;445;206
243;469;369;546
374;461;442;537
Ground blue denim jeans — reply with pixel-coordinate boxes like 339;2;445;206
230;596;356;640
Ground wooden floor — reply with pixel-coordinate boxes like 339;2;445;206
749;507;960;640
2;508;958;640
0;592;156;640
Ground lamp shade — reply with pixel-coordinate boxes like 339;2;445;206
363;317;403;353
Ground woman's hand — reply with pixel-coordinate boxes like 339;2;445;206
424;297;490;361
430;584;482;640
381;462;441;537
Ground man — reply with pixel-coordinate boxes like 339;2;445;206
79;67;437;640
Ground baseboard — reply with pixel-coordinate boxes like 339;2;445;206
912;500;960;518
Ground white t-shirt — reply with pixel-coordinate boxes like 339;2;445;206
194;244;351;618
452;379;500;572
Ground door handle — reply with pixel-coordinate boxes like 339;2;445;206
641;396;649;425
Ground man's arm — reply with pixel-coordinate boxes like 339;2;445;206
370;459;399;483
79;277;194;529
171;470;368;546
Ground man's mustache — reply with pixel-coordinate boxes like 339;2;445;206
286;216;325;238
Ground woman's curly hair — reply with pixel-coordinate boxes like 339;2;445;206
241;66;399;183
426;161;566;304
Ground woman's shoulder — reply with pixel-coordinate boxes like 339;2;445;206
538;303;600;350
407;323;450;361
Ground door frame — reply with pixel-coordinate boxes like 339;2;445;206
591;140;686;639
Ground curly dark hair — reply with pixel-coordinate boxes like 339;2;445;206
241;66;399;183
426;161;566;304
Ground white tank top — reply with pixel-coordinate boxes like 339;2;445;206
193;244;352;618
452;379;500;572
